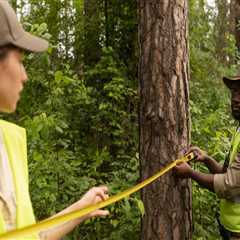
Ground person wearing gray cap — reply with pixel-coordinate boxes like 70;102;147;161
174;74;240;239
0;1;109;239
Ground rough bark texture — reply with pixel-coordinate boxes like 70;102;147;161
139;1;191;239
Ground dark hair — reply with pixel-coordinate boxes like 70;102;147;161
0;44;17;60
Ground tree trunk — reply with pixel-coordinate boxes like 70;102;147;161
215;0;229;64
83;0;102;66
231;0;240;52
139;1;191;239
104;0;109;47
230;0;235;35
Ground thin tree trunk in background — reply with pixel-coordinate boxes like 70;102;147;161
105;0;109;47
63;0;68;61
230;0;235;35
84;0;102;66
215;0;229;64
139;0;191;239
232;0;240;52
73;0;84;76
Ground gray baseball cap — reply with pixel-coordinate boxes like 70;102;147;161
0;0;48;52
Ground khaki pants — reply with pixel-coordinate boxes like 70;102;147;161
231;237;240;240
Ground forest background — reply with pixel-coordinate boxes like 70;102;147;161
5;0;238;239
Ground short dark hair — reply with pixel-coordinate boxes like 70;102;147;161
0;44;17;60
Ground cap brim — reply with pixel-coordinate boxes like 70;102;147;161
223;76;240;89
12;31;49;53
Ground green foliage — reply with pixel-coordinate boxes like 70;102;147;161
8;19;140;238
5;0;239;239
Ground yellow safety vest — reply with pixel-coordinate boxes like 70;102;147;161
220;129;240;232
0;120;39;239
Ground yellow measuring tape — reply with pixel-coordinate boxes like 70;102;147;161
0;152;194;239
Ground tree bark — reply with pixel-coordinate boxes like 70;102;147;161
139;0;191;239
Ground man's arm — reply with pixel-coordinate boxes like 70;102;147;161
188;146;223;173
174;162;214;192
175;153;240;200
203;155;223;174
189;169;214;192
40;186;109;240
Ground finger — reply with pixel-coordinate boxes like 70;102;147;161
97;209;109;216
93;187;109;201
187;148;201;159
90;209;109;218
176;162;186;167
94;193;109;203
190;146;202;152
97;185;109;194
190;146;199;150
183;148;193;156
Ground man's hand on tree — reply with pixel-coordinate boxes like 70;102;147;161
174;162;193;178
188;146;208;163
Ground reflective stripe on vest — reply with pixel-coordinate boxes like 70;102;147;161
220;128;240;232
0;120;39;240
